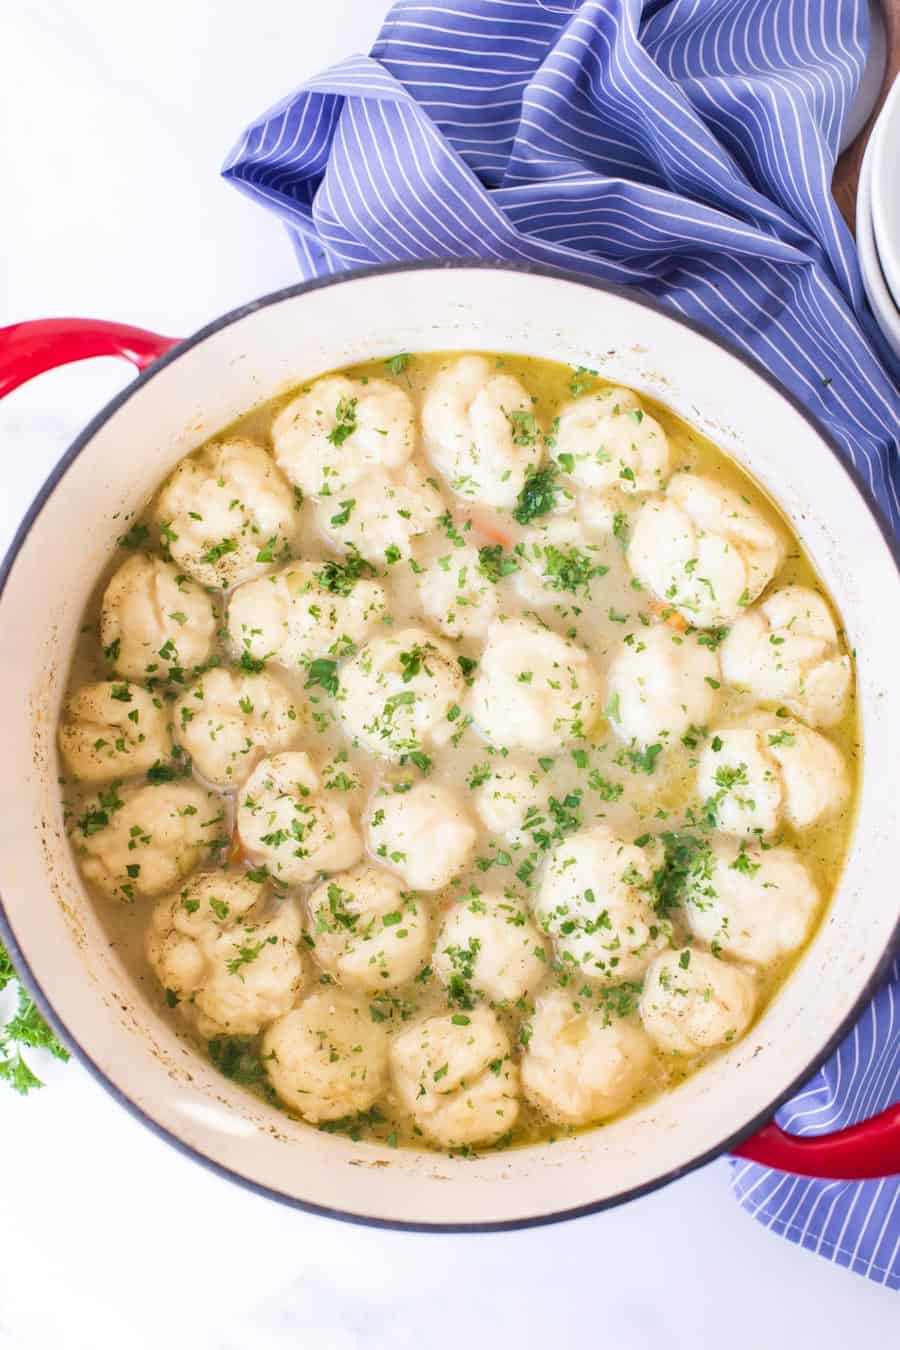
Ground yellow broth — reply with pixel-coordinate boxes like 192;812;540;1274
59;352;859;1153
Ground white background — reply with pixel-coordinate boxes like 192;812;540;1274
0;3;895;1346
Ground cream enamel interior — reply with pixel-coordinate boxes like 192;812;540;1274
1;266;897;1227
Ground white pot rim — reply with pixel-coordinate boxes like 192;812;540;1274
2;259;898;1231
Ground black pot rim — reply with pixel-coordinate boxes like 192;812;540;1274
1;257;898;1233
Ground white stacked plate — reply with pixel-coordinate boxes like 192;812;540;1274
857;74;900;372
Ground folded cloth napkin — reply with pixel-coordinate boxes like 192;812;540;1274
224;0;899;1286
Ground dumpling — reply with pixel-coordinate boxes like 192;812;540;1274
512;516;608;607
146;871;305;1038
237;752;363;884
417;544;499;640
72;781;222;901
100;555;216;682
683;840;820;965
697;722;848;836
605;625;720;747
262;990;389;1122
720;586;851;728
58;681;169;782
272;375;415;499
628;473;783;626
433;890;548;1005
521;989;653;1125
390;1007;520;1147
175;668;301;788
473;761;549;846
470;619;602;752
227;561;386;670
640;949;757;1055
339;627;465;760
313;464;443;565
422;355;542;509
154;439;298;590
365;782;477;891
306;864;430;991
550;387;669;493
535;825;666;983
762;720;850;829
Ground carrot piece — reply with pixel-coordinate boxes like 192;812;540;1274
226;824;247;868
466;508;514;550
649;598;689;632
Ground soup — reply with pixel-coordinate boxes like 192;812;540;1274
58;352;858;1155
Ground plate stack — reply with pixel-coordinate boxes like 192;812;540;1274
857;74;900;375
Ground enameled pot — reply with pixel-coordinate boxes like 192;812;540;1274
1;263;898;1231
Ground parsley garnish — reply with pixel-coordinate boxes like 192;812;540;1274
305;658;339;697
512;465;558;525
0;944;69;1094
327;396;358;447
477;544;519;582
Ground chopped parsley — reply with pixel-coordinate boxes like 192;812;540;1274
478;544;519;582
304;658;339;696
512;465;558;525
327;395;358;447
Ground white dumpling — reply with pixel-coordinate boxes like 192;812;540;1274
73;781;222;901
58;681;169;782
418;544;499;640
100;555;216;682
262;990;389;1122
154;439;298;590
433;891;547;1005
521;989;653;1125
764;720;850;829
339;627;465;760
628;473;782;626
512;516;607;607
640;949;757;1055
175;668;302;788
697;722;848;836
390;1007;520;1147
535;826;667;982
272;375;415;499
237;752;362;884
422;355;542;509
605;625;720;747
470;619;602;752
227;561;386;670
551;387;669;494
684;840;820;965
720;586;851;728
313;464;443;565
365;782;477;891
146;871;305;1038
474;761;549;845
696;728;782;837
306;864;431;991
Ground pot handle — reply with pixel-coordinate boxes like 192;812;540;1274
733;1102;900;1179
0;318;178;398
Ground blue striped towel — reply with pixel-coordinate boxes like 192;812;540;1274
224;0;900;1285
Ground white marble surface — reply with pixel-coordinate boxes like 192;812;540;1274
0;3;895;1346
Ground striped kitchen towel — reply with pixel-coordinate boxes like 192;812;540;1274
224;0;900;1285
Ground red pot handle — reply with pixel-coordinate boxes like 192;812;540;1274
733;1101;900;1178
0;317;178;399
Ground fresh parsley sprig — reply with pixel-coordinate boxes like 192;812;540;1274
0;943;69;1094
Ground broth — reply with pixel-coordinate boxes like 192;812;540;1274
59;352;858;1154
